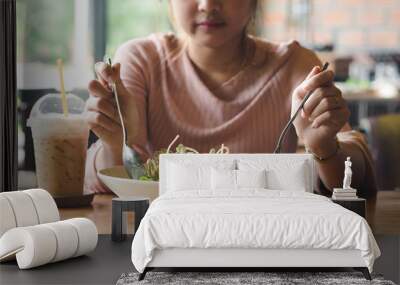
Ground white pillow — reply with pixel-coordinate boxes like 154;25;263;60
166;159;236;192
238;159;310;192
236;169;267;188
211;169;267;191
211;168;236;190
167;162;211;191
266;162;308;191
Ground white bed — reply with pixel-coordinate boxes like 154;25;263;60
131;154;380;280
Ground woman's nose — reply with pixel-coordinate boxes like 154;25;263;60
197;0;222;13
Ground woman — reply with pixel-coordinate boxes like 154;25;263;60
84;0;377;198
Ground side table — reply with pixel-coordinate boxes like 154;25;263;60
331;198;366;218
112;197;149;242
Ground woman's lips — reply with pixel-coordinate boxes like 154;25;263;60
196;21;225;30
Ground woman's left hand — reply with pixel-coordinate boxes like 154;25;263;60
292;66;350;158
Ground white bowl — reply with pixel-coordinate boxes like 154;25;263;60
97;166;159;202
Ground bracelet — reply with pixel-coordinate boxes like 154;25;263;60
306;137;340;162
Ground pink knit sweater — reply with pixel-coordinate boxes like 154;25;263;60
84;33;376;197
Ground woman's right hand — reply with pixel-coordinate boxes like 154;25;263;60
86;62;127;152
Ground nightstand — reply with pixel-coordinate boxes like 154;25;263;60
331;198;366;218
112;197;149;242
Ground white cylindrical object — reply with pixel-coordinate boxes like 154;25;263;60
43;221;78;263
1;192;39;227
64;218;98;257
0;219;97;269
0;226;57;269
0;196;17;238
24;189;60;223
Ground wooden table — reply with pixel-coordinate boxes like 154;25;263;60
342;91;400;127
60;191;400;235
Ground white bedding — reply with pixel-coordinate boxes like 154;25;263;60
131;190;380;273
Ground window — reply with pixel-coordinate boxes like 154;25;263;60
16;0;173;189
16;0;94;189
17;0;74;64
106;0;172;56
17;0;93;90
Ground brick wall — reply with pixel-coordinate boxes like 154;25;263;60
259;0;400;54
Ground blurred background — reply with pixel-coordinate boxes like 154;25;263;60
17;0;400;191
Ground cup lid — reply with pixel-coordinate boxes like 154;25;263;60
28;93;85;123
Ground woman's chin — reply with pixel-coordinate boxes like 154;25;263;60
191;34;235;49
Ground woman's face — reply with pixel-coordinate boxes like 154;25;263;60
169;0;255;48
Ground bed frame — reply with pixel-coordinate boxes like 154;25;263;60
138;154;371;281
140;248;371;280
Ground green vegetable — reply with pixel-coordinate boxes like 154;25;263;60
140;135;230;182
139;176;152;181
143;149;166;181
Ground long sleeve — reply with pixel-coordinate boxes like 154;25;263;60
84;33;378;197
114;39;152;158
83;140;106;194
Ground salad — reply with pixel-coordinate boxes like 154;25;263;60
139;135;230;181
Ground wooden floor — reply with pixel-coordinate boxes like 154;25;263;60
3;193;399;285
60;191;400;235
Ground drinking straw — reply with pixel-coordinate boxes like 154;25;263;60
56;58;69;117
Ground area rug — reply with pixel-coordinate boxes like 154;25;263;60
116;271;396;285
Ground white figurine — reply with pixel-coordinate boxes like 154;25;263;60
343;157;353;190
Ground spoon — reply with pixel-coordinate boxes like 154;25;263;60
274;62;329;153
107;58;145;179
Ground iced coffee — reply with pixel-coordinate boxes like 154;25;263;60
33;135;87;197
28;93;89;198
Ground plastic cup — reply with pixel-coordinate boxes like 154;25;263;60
27;93;88;198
